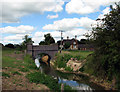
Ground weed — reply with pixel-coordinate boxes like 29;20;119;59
12;71;22;75
26;71;76;91
2;72;10;78
26;72;61;91
19;67;29;72
65;66;73;72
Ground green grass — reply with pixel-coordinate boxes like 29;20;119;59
26;71;76;91
55;50;93;69
65;66;73;72
69;50;93;59
11;71;22;75
2;72;10;78
2;56;22;68
23;54;37;70
19;67;29;72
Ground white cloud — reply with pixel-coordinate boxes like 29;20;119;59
65;0;119;14
2;34;32;44
33;28;88;45
1;0;64;23
47;14;59;19
0;25;35;34
43;17;97;31
98;7;110;19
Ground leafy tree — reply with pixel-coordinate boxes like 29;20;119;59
21;35;34;50
87;4;120;89
14;44;22;50
64;42;70;49
39;41;45;45
79;39;87;44
5;43;14;48
39;33;55;45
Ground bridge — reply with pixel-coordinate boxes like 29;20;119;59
27;43;58;59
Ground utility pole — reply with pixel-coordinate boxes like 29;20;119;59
58;30;65;53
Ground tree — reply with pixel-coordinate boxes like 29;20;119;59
5;43;14;48
39;33;55;45
21;35;34;50
79;39;87;44
14;44;22;50
39;41;45;45
64;42;70;49
87;4;120;89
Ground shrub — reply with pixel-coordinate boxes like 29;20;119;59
24;54;37;70
19;67;29;72
12;71;22;75
2;72;10;78
26;72;61;91
65;66;73;72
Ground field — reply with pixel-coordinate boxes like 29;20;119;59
2;47;76;91
2;47;49;90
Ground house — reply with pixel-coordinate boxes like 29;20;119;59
78;44;94;51
57;36;79;50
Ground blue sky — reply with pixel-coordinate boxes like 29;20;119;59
0;0;119;45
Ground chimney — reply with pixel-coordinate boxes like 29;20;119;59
67;36;69;40
75;35;77;39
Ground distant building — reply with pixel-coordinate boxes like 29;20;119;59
57;36;94;51
57;36;79;50
78;44;94;51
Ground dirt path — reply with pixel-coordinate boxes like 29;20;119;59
2;52;50;90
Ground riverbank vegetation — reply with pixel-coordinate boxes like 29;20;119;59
54;50;92;70
83;4;120;90
2;47;75;91
54;4;120;90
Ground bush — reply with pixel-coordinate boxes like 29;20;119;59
26;71;75;91
12;71;22;75
65;66;73;72
24;54;37;70
2;72;10;78
19;67;29;72
64;42;70;49
55;53;83;68
26;72;61;91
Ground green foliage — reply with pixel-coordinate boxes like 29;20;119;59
85;4;120;89
55;53;73;68
84;55;95;75
55;51;92;68
2;72;10;78
79;66;84;72
2;56;22;68
39;41;46;45
65;66;73;72
26;72;75;91
64;42;71;49
39;33;55;45
24;54;37;70
26;72;61;90
21;35;34;50
19;67;29;72
11;71;22;75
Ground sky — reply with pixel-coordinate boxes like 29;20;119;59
0;0;120;45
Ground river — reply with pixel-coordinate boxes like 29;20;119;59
35;58;104;91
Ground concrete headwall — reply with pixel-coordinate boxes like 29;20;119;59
27;44;58;59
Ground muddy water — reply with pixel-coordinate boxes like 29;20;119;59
35;58;104;91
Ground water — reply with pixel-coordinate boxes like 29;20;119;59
35;58;104;91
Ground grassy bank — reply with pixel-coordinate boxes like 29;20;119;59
54;50;93;71
2;48;75;91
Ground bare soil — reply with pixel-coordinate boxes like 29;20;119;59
2;52;50;90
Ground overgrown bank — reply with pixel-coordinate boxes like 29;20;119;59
2;47;75;91
2;48;49;90
52;50;116;90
